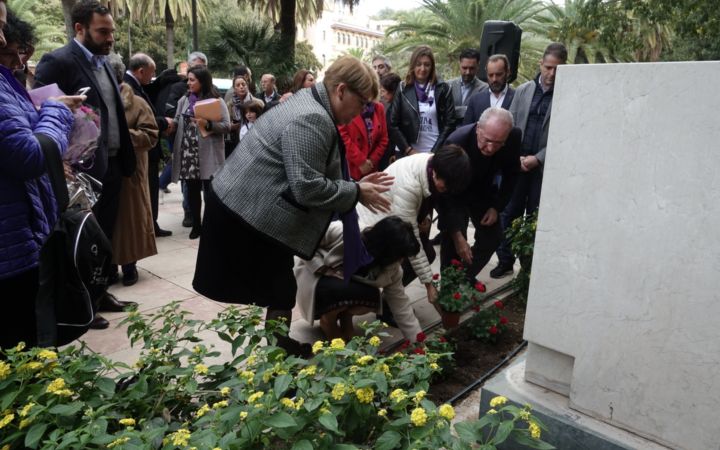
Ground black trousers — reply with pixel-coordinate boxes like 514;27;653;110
440;207;503;281
0;268;39;349
92;156;123;240
93;156;122;282
186;179;209;230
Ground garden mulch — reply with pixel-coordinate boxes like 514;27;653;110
428;297;527;404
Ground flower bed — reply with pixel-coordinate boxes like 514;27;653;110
427;296;527;404
0;303;550;449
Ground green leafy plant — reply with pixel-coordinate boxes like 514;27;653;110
454;395;554;450
0;303;552;449
508;210;538;304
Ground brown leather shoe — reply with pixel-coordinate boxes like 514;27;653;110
98;293;138;312
90;315;109;329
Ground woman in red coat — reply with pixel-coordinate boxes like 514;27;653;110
338;101;389;181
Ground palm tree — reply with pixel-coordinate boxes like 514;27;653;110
8;0;66;56
59;0;212;67
543;0;627;64
383;0;549;82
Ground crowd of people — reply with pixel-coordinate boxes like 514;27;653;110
0;0;568;353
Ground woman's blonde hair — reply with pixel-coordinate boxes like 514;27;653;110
323;56;379;101
405;45;437;86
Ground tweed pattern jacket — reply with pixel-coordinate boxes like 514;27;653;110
211;83;359;259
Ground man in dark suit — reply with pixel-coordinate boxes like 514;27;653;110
124;53;173;237
260;73;280;105
448;48;487;122
463;54;516;125
437;107;521;281
34;0;137;328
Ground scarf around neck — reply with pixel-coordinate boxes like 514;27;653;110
414;82;434;106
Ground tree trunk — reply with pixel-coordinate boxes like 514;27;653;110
61;0;78;40
279;0;297;64
165;2;175;68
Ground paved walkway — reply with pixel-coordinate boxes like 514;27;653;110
78;186;514;365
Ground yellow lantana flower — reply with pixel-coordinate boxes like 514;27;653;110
0;414;14;429
0;361;11;380
414;390;426;403
489;395;508;408
410;407;427;427
212;400;228;409
389;388;407;403
107;437;130;448
368;336;381;347
247;391;264;404
357;355;373;366
18;403;34;417
280;398;295;409
377;408;387;417
195;404;210;418
119;418;136;427
331;383;346;400
46;378;74;396
312;341;324;354
239;411;249;420
487;409;498;415
194;364;209;375
37;349;58;360
529;421;541;439
220;387;231;397
299;365;317;377
355;387;374;404
170;428;191;446
330;338;345;350
438;404;455;420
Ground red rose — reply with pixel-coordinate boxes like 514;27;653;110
453;292;462;300
399;339;410;350
413;347;426;355
475;282;486;293
439;336;447;343
499;316;508;324
473;305;481;312
432;273;439;280
451;259;462;267
489;325;498;334
416;332;427;343
494;300;504;310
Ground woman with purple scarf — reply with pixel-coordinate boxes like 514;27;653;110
0;6;82;348
338;99;389;181
389;45;456;156
171;66;230;239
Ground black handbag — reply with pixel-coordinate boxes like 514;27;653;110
34;134;112;347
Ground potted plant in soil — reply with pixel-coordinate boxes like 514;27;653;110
433;260;487;328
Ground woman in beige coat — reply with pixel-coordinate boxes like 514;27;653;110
294;217;423;342
111;80;159;286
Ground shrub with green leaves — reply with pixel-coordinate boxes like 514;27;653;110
0;303;552;449
508;210;539;304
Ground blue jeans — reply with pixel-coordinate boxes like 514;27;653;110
159;162;172;189
496;169;543;266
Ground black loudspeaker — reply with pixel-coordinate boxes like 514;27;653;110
478;21;522;84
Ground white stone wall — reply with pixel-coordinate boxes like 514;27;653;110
524;61;720;450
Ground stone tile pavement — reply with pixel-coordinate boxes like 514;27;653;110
78;186;515;366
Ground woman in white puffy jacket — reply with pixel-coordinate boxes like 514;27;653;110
356;145;471;307
295;217;423;341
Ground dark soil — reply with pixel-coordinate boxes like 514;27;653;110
428;298;527;404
